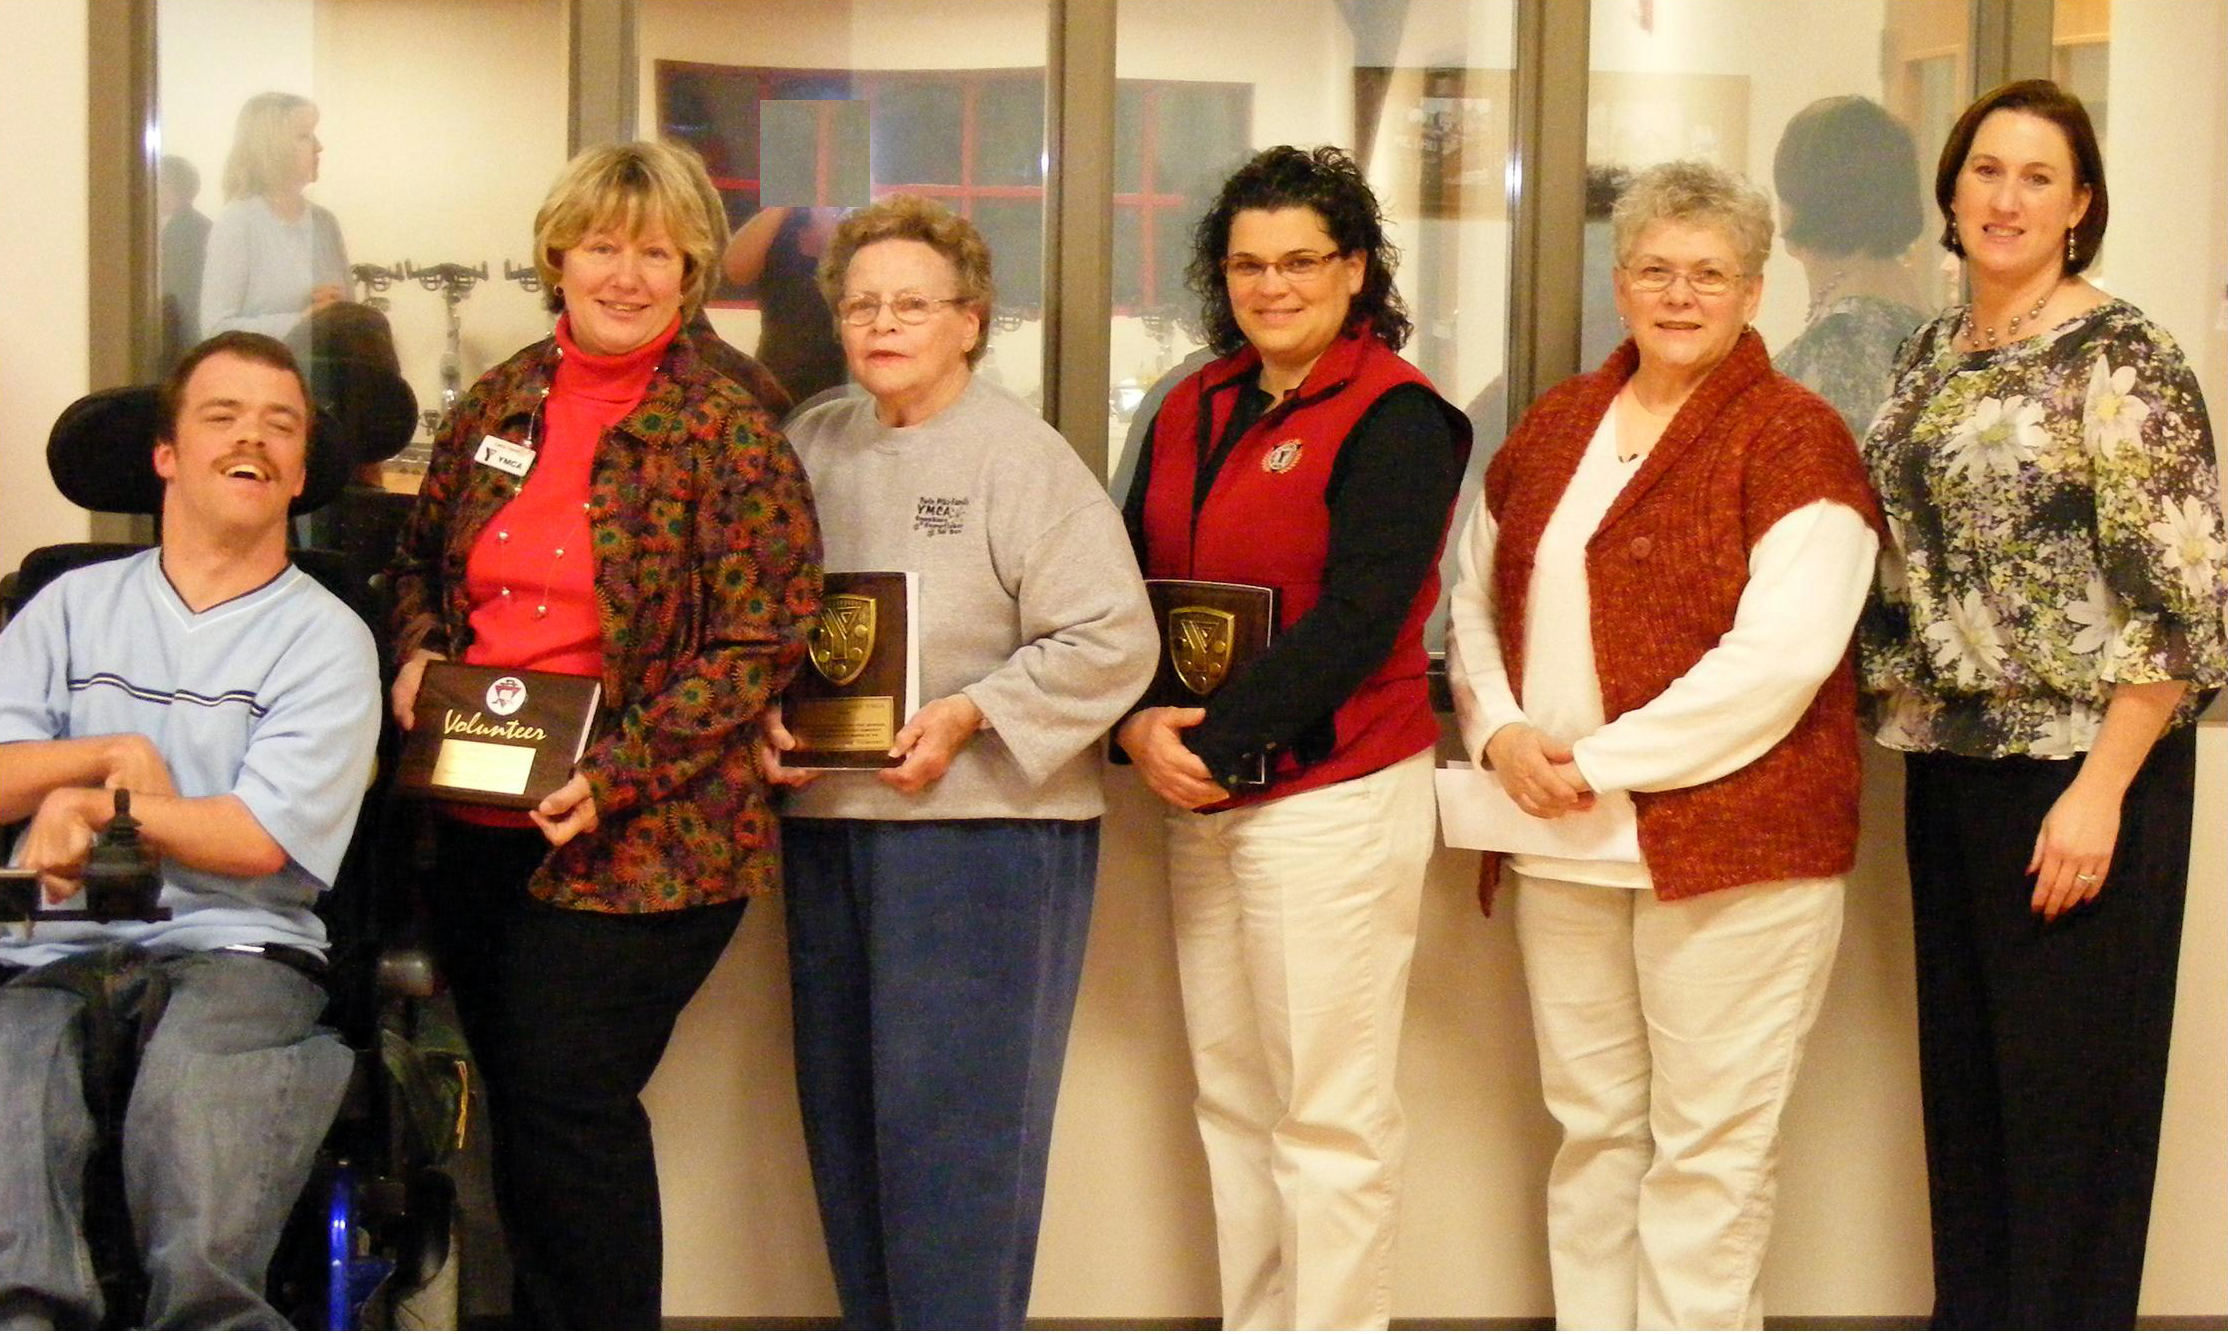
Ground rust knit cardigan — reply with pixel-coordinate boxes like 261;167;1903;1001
1482;329;1883;901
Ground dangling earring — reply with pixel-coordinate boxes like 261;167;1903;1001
2065;230;2077;264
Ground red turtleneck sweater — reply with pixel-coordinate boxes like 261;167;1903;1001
463;314;678;678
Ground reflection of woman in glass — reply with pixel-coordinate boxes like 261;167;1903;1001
201;92;350;339
1119;146;1467;1331
1771;96;1928;439
723;205;849;405
1861;80;2226;1330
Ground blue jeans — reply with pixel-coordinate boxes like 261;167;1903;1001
783;818;1099;1330
0;947;350;1330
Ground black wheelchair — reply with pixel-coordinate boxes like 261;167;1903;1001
0;359;466;1331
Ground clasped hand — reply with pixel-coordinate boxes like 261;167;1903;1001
1116;707;1231;812
1484;722;1594;819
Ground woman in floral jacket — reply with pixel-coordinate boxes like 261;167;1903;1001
386;141;820;1328
1861;81;2225;1331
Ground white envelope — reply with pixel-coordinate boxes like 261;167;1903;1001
1434;762;1643;862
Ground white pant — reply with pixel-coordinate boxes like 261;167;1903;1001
1165;750;1437;1331
1512;872;1844;1331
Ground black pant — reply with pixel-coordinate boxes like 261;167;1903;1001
1904;726;2196;1330
426;821;747;1329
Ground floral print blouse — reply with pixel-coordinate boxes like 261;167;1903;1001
1859;298;2227;758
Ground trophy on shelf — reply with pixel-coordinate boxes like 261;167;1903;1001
405;260;488;440
350;261;403;312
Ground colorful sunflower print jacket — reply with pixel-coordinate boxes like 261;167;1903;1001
1860;298;2226;757
389;328;823;911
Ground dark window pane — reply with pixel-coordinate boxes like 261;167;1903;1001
1152;82;1252;199
975;75;1046;187
1151;201;1198;314
1114;83;1148;193
659;63;762;180
1113;203;1145;308
973;200;1043;309
873;79;964;185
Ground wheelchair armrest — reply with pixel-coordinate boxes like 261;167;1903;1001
375;947;443;1000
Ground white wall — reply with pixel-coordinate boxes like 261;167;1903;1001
0;1;92;573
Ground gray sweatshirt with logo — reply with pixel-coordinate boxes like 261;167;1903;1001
782;376;1157;821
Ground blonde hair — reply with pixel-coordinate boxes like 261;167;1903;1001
532;140;723;319
816;194;996;367
221;92;315;201
1611;160;1775;278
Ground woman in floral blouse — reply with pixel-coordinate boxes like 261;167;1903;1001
1860;80;2225;1330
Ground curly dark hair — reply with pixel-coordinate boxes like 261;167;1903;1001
1185;145;1410;357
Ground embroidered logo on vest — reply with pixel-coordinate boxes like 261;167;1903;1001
1262;439;1304;474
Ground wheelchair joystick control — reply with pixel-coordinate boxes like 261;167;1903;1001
1;790;172;932
84;790;169;924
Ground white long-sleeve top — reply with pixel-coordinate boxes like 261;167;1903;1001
1445;402;1879;888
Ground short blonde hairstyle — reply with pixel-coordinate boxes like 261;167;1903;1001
533;140;724;319
1611;160;1775;279
816;195;996;367
221;92;315;201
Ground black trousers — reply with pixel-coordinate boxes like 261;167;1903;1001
427;821;747;1329
1904;726;2196;1330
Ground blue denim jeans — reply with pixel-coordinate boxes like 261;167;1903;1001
0;947;350;1330
782;818;1099;1330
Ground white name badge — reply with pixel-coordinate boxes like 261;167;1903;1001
474;436;536;477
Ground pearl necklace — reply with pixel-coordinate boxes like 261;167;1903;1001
1805;268;1850;323
1960;282;2057;349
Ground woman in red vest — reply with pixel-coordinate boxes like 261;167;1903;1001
1443;160;1881;1328
1117;145;1468;1330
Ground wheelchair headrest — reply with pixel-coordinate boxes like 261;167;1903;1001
47;384;354;517
305;353;421;467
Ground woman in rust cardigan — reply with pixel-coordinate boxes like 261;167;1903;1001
1445;160;1879;1329
385;141;819;1328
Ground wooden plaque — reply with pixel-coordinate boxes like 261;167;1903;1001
394;663;602;809
785;571;920;770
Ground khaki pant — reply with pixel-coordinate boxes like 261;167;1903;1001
1165;751;1436;1331
1513;871;1844;1330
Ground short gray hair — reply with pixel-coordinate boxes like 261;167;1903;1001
1611;160;1774;278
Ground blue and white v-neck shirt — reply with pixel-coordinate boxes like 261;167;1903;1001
1;550;379;966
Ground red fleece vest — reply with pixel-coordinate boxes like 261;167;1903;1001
1143;333;1448;803
1486;330;1884;898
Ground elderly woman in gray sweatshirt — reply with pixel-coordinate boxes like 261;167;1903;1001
760;194;1157;1330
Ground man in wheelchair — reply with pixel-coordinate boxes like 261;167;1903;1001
0;331;381;1329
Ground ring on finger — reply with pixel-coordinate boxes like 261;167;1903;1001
2075;871;2099;883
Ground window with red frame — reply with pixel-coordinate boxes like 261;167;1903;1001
657;61;1249;318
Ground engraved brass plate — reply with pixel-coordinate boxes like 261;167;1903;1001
789;696;897;752
428;738;535;796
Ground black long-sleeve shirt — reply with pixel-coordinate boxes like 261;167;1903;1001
1124;381;1464;786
